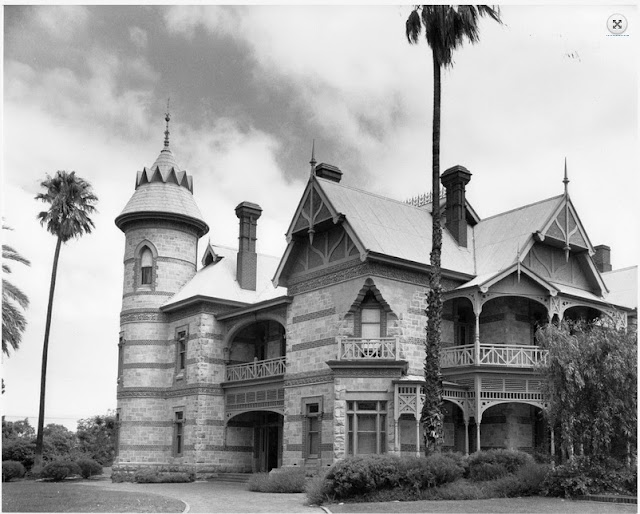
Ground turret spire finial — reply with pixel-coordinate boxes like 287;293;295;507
309;140;317;176
164;98;171;149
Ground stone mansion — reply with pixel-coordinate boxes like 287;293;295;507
112;118;637;478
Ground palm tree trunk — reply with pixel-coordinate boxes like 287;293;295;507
422;49;444;456
34;236;62;468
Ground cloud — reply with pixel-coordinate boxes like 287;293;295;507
167;117;304;257
34;5;89;40
129;26;148;49
164;6;427;155
5;49;157;143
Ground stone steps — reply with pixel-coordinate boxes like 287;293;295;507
209;472;252;483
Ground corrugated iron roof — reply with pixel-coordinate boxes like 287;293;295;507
317;177;476;274
602;266;638;310
162;245;287;309
473;196;563;275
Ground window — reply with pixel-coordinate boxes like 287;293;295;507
347;401;387;455
306;403;320;458
174;410;184;456
361;307;381;338
302;396;323;460
114;409;121;457
140;247;153;285
117;332;124;385
357;292;385;338
176;330;187;373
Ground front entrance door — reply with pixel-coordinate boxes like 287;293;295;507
255;412;282;472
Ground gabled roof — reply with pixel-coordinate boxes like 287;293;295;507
274;171;632;311
275;177;476;285
602;266;638;310
163;244;287;312
472;195;563;276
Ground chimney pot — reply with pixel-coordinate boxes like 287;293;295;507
235;202;262;290
315;163;342;183
441;165;472;247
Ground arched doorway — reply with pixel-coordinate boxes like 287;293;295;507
227;410;284;472
477;402;545;453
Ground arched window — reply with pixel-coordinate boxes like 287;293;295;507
140;247;153;285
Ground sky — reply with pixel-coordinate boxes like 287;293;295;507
2;4;638;432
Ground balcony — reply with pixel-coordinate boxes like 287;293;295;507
440;344;548;369
225;356;286;383
337;337;401;360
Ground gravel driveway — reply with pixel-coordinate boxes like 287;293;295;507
81;480;321;513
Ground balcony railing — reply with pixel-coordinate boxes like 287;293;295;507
337;337;400;360
225;356;286;382
440;344;548;369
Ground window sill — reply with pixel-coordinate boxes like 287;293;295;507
175;372;185;381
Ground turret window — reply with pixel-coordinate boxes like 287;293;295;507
140;247;153;285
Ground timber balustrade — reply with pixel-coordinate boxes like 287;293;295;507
440;343;548;368
225;356;286;382
337;337;400;360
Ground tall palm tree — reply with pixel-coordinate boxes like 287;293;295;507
33;171;98;468
406;5;501;455
2;225;31;356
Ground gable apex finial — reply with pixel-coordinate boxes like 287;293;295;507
563;157;569;198
310;139;317;176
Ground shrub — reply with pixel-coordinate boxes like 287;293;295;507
425;453;467;485
133;468;194;483
2;438;36;470
326;456;376;498
305;475;334;505
543;455;636;498
40;460;82;482
467;449;533;481
2;460;26;482
422;479;486;500
469;462;507;482
323;453;466;501
75;458;103;479
488;462;549;497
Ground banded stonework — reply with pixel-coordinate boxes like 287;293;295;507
113;129;634;479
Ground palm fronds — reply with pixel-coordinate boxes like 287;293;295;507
2;225;31;356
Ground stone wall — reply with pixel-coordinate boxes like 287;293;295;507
480;297;534;346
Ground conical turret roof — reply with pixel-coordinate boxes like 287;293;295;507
115;114;209;237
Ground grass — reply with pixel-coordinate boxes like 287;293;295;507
2;481;185;513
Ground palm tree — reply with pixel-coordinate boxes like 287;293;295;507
2;225;31;356
406;5;501;455
33;171;98;468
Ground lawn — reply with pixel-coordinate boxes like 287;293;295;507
327;497;638;513
2;481;185;513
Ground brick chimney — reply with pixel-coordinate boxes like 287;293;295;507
593;245;612;272
315;163;342;183
235;201;262;290
441;165;472;247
